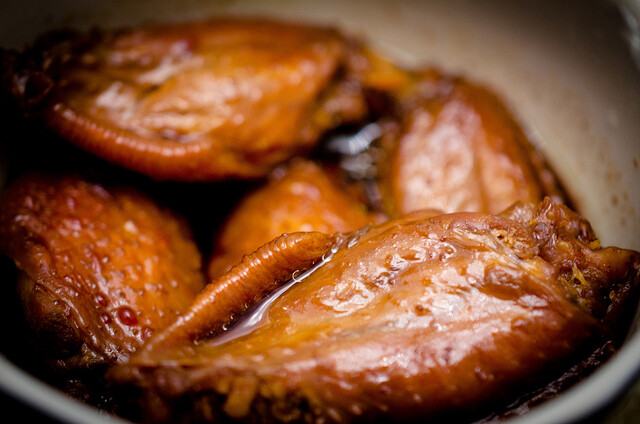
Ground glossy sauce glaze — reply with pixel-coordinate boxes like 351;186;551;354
207;159;382;279
0;173;205;370
2;19;369;180
110;199;640;423
207;237;347;348
0;16;637;424
374;70;566;215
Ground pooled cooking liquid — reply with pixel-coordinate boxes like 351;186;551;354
0;16;639;424
207;237;346;348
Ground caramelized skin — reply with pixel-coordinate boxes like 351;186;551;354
377;71;565;215
208;160;380;279
0;174;205;369
109;199;639;423
4;19;367;180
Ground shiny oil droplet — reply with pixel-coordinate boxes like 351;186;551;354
100;313;112;325
94;293;109;307
117;306;138;326
291;270;301;283
414;304;430;316
141;327;154;340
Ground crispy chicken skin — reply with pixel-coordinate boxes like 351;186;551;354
0;173;205;370
2;19;367;181
109;199;639;423
207;160;381;280
376;70;565;215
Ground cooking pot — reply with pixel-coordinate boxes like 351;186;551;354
1;0;639;423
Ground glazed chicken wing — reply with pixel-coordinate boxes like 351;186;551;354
109;199;639;423
0;173;205;370
207;159;381;279
375;70;565;215
2;19;367;180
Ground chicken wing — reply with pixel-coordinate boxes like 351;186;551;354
0;173;205;370
109;198;639;423
2;19;367;180
375;70;565;215
207;159;381;279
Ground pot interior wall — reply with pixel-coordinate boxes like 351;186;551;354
0;0;639;423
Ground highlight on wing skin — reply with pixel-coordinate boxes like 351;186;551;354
0;173;205;370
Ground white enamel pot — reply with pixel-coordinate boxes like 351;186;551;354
0;0;639;423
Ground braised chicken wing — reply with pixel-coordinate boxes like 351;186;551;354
207;159;381;279
109;198;639;423
375;70;565;215
0;174;205;370
2;19;367;180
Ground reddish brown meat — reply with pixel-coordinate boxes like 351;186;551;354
376;71;565;215
207;160;381;279
0;173;205;370
2;19;368;181
109;199;639;423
